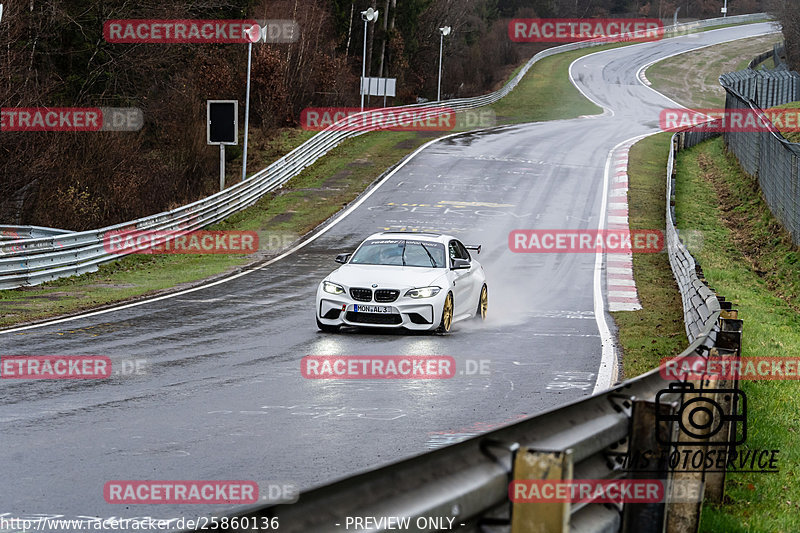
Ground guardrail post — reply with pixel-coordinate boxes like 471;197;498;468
704;316;743;503
715;315;743;351
622;399;677;533
702;347;737;504
664;342;743;533
664;379;709;533
510;448;573;533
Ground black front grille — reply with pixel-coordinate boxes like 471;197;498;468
345;312;402;325
350;288;372;302
374;289;399;303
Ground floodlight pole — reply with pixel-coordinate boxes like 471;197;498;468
437;27;450;102
242;37;254;182
361;17;368;112
360;9;379;112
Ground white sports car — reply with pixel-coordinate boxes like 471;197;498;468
315;232;487;333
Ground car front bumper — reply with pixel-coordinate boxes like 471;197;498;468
316;288;444;331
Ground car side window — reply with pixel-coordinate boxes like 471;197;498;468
448;241;458;263
455;240;471;261
448;240;469;264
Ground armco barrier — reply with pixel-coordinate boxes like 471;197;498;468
0;225;72;242
194;123;742;532
671;127;727;342
0;13;772;289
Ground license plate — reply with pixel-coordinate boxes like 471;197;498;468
353;304;393;314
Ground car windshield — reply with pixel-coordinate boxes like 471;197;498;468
349;239;445;268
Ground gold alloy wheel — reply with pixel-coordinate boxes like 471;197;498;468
479;285;488;320
440;293;453;332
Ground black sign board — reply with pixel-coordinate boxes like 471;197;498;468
207;100;238;145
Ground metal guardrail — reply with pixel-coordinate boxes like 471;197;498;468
670;129;727;342
719;70;800;245
0;12;772;290
0;225;72;242
196;123;742;532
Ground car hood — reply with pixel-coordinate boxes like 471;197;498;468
328;264;446;290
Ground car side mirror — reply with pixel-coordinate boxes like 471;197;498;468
451;258;470;270
335;253;351;264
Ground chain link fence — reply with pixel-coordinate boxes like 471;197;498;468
719;69;800;245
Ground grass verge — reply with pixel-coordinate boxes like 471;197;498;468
669;136;800;533
610;133;686;380
623;131;800;531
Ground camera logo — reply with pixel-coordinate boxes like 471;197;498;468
655;382;746;446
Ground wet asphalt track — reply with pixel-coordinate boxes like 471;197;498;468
0;22;778;524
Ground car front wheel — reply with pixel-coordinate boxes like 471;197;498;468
475;284;488;320
436;292;454;333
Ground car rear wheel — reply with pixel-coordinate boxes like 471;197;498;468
436;292;454;333
475;284;488;320
316;316;341;333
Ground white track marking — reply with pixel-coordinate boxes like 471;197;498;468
592;134;651;393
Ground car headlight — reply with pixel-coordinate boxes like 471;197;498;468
404;286;441;298
322;281;345;295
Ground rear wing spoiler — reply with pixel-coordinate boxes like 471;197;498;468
464;244;481;254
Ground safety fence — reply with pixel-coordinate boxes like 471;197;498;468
748;41;786;70
201;122;742;533
720;68;800;108
0;12;772;290
719;70;800;245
